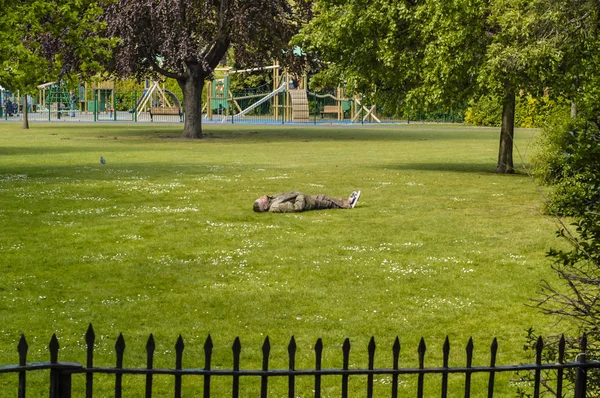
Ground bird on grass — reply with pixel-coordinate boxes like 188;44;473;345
100;156;106;164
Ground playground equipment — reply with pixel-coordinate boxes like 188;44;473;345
352;96;380;123
135;80;182;120
314;87;352;121
84;80;114;114
204;63;380;124
37;82;73;117
222;78;287;123
0;87;20;118
205;63;313;123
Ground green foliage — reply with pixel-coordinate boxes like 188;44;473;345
466;94;570;128
533;117;600;217
1;0;113;94
464;96;503;127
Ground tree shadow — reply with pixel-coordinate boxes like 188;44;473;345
383;162;531;175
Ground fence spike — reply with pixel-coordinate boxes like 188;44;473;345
146;334;156;354
115;333;126;368
262;337;271;370
418;338;426;368
558;334;565;363
443;337;450;367
490;338;498;367
232;337;241;371
204;335;213;370
85;324;95;347
342;338;351;370
315;338;323;371
204;335;213;354
580;333;587;352
535;336;544;365
466;337;473;368
18;334;28;366
288;336;297;369
392;337;400;368
175;335;185;373
175;335;185;357
49;334;59;364
368;337;376;369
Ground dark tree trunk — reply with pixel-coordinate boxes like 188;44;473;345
22;95;29;130
178;65;206;139
496;91;515;174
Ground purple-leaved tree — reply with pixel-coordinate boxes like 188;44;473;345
104;0;310;138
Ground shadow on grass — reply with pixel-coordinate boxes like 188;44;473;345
383;162;532;175
1;122;501;142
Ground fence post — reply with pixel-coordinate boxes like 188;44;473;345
133;92;138;122
85;324;95;398
288;337;296;398
49;334;72;398
115;333;125;398
94;90;98;122
204;335;213;398
417;338;426;398
392;338;400;398
232;338;241;398
314;338;323;398
261;337;270;398
574;335;588;398
175;336;184;398
18;334;28;398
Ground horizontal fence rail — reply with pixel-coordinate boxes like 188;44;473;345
1;324;598;398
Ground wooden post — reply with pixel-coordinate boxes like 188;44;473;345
273;63;280;120
206;80;213;120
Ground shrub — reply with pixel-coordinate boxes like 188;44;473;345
533;116;600;217
465;94;570;128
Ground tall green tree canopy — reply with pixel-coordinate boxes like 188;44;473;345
297;0;576;173
1;0;110;128
103;0;311;139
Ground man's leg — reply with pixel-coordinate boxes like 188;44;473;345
312;194;351;210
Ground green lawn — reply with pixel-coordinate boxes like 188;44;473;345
0;122;567;396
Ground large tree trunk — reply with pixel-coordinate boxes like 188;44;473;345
178;68;205;139
22;95;29;129
496;91;516;174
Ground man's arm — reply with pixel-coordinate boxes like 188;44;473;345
269;195;306;213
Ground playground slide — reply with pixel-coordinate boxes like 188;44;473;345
163;89;182;109
136;87;182;113
134;90;148;111
221;79;286;122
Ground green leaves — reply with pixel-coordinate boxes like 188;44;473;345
0;0;112;93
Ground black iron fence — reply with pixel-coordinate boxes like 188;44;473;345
0;325;599;397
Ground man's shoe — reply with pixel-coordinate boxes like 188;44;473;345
349;190;361;208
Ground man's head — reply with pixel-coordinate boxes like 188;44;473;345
253;195;269;212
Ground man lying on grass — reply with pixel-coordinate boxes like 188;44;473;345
253;191;360;213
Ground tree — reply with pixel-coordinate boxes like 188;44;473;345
103;0;311;139
296;0;566;173
1;0;110;129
